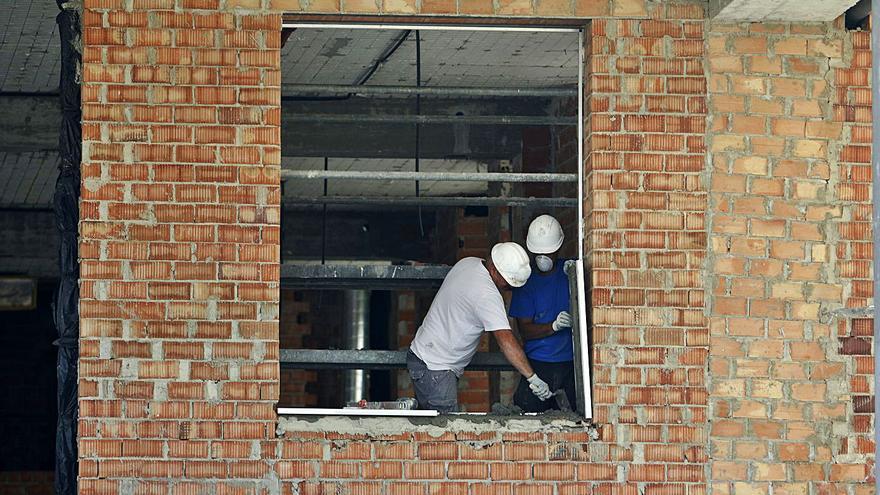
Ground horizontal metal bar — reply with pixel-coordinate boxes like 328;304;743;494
282;23;581;33
284;84;577;98
281;263;450;289
282;263;450;279
280;349;515;371
286;113;577;126
280;169;578;183
284;196;577;207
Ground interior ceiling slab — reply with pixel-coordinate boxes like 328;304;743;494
281;28;578;199
282;28;579;92
0;0;60;93
0;151;59;209
711;0;860;21
0;0;61;209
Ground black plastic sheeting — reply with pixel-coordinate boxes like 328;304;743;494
54;3;80;494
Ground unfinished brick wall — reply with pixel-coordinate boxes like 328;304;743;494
275;416;605;495
75;0;874;493
706;18;875;495
279;290;317;406
0;472;54;495
78;1;282;492
586;0;709;488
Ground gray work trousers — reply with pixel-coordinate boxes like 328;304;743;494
406;350;459;413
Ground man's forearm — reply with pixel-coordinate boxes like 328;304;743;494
517;318;555;341
492;329;535;377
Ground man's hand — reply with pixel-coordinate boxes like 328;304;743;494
551;311;572;332
526;374;552;400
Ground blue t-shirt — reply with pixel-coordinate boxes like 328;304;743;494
508;262;574;362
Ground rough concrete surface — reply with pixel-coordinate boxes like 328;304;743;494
711;0;860;21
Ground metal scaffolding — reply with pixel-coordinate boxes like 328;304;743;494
284;195;576;207
280;349;514;371
281;263;450;290
280;169;577;183
284;83;578;98
286;113;577;126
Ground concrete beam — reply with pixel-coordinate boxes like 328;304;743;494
0;94;60;153
710;0;860;21
0;209;59;279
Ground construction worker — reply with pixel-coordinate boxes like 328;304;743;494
509;215;576;412
407;242;554;413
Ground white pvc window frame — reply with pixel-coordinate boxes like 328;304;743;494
278;22;591;419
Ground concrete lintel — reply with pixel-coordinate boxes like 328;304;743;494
710;0;860;21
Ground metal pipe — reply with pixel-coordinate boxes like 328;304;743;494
279;169;578;183
321;157;328;264
415;30;423;235
342;290;370;404
286;114;577;126
279;349;515;371
285;195;577;207
283;84;578;98
282;23;581;33
872;0;880;488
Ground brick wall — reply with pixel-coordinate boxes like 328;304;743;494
76;0;874;493
0;471;54;495
706;18;875;495
275;415;603;495
586;0;710;489
78;1;282;492
279;289;318;406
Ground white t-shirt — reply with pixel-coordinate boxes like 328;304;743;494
410;257;511;376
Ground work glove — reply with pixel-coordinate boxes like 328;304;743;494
526;374;552;401
552;311;572;332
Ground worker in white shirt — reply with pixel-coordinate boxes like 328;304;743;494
509;215;576;412
407;242;554;413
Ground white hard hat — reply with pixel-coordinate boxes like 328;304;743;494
490;242;531;288
526;215;564;254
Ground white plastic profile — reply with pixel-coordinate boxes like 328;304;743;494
278;407;440;417
281;23;581;32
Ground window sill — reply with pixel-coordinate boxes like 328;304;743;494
276;411;599;438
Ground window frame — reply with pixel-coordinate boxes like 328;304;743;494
277;22;591;419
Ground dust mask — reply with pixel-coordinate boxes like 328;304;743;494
535;255;554;272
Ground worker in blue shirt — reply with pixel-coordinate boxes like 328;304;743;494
508;215;576;412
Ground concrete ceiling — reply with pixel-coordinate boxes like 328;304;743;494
710;0;861;21
281;28;577;201
282;28;579;93
0;151;59;208
0;0;60;93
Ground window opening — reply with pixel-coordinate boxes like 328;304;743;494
279;24;590;418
